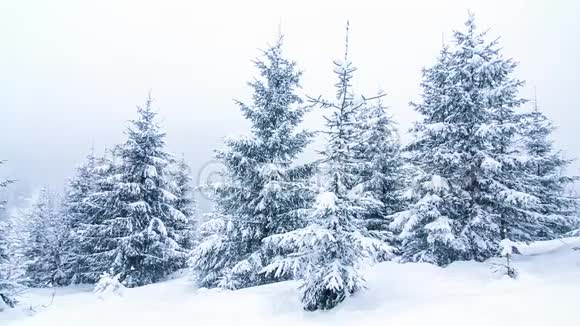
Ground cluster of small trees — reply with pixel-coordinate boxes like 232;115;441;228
0;96;198;309
0;14;577;312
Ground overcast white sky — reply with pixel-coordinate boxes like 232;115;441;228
1;0;579;205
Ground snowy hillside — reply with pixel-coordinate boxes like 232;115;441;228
3;237;579;326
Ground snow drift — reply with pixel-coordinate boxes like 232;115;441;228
3;237;579;326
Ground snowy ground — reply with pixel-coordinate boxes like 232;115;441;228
3;237;580;326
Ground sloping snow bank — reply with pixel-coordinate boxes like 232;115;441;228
3;237;580;326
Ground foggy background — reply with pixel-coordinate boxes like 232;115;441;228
1;0;579;211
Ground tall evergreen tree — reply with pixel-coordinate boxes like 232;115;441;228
521;96;578;236
0;162;17;309
392;14;543;265
263;24;393;311
78;95;191;287
23;188;71;287
191;36;315;290
390;45;465;265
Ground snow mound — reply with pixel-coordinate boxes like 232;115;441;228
93;272;125;300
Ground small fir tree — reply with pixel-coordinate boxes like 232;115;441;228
23;188;71;287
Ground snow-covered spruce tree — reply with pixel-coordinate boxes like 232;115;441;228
1;212;28;293
263;25;394;311
1;198;32;293
462;16;540;252
392;14;540;265
0;221;18;309
62;149;99;284
521;97;578;237
190;36;315;290
23;188;72;287
79;96;191;287
353;93;406;249
0;164;17;309
75;152;115;283
390;44;467;265
169;156;198;250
